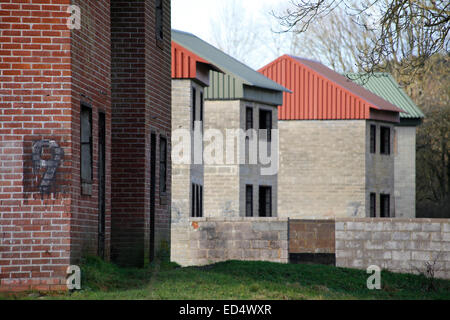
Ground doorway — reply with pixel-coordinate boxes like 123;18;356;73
98;112;106;258
149;133;157;262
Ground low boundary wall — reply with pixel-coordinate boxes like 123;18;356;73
171;218;289;266
336;218;450;279
171;217;450;279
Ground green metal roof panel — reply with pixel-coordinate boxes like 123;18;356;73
204;71;245;100
346;73;424;119
172;29;289;95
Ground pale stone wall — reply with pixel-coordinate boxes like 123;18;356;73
203;100;241;217
336;218;450;279
171;79;204;220
365;121;396;217
171;217;289;266
203;100;279;218
394;126;416;218
278;120;367;218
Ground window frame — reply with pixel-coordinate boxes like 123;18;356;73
370;125;376;154
380;194;390;217
192;87;196;130
155;0;164;43
259;109;272;142
200;91;204;131
370;193;376;217
246;107;253;131
258;185;272;217
380;126;391;155
191;183;203;217
245;184;253;217
80;103;93;196
159;136;167;194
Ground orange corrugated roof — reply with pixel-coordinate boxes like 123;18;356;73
171;41;221;79
259;55;404;121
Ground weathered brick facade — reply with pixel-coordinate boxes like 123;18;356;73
0;0;171;291
110;0;171;267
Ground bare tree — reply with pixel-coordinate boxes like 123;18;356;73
286;4;376;72
209;0;261;66
273;0;449;80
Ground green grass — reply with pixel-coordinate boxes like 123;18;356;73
2;257;450;300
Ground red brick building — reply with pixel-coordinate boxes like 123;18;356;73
0;0;171;291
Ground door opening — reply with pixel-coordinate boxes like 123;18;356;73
149;133;157;262
98;112;106;258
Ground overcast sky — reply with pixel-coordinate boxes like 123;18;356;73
171;0;290;69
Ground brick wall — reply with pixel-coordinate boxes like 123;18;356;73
289;219;335;254
336;218;450;279
0;0;73;292
70;0;111;264
171;218;288;266
0;0;113;292
111;0;171;266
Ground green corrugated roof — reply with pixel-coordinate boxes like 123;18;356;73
172;29;289;105
346;73;424;119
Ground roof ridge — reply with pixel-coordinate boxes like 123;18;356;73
172;29;289;93
285;56;403;113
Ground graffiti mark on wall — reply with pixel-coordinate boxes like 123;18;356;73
32;140;64;195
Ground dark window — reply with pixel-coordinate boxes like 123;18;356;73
259;186;272;217
191;184;195;217
246;107;253;130
191;183;203;217
80;104;92;195
370;125;376;154
98;112;106;258
199;185;203;217
192;87;196;130
370;193;376;217
200;91;204;131
380;194;390;217
246;185;253;217
259;110;272;142
380;126;390;155
159;137;167;193
155;0;163;42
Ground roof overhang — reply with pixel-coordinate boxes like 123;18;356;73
171;41;224;86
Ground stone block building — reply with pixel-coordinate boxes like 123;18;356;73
347;73;424;218
0;0;171;292
171;30;289;220
259;55;405;219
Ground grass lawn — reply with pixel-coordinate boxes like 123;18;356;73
1;256;449;300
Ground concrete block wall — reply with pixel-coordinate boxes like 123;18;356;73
336;218;450;279
394;126;416;218
171;218;288;266
365;121;395;217
203;100;241;217
203;100;279;218
171;79;204;220
278;120;367;218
